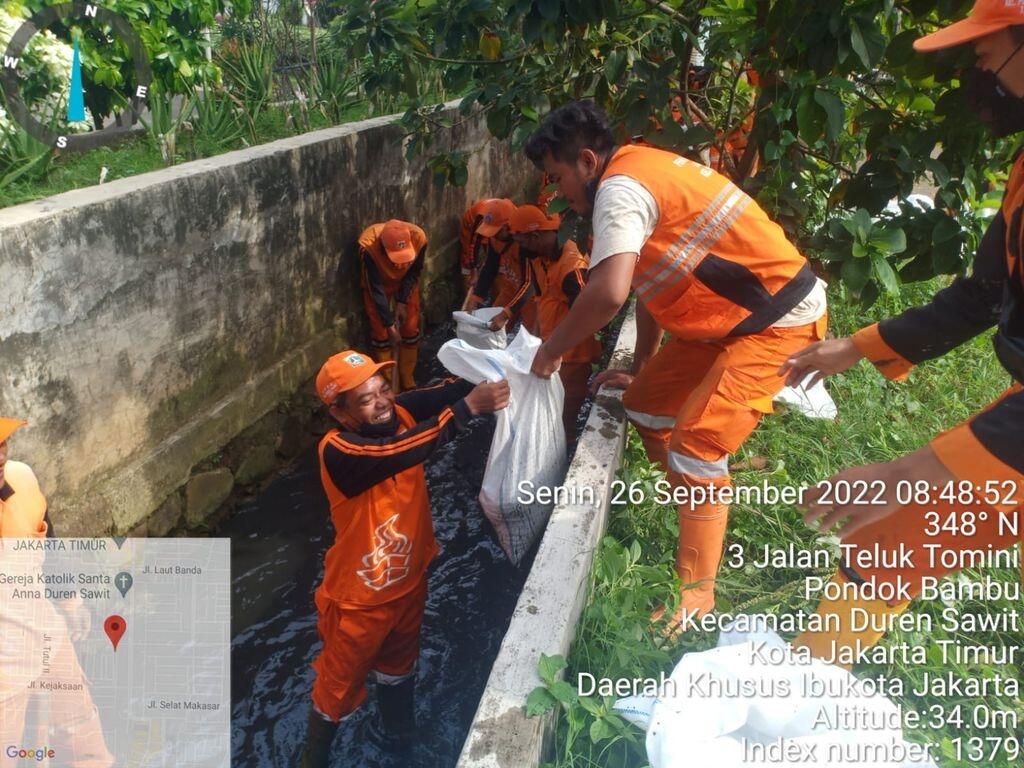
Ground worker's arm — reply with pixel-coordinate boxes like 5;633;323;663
781;212;1007;386
460;215;482;275
532;251;635;377
397;245;426;304
396;376;475;422
500;256;536;320
322;382;509;498
361;248;394;328
469;244;501;306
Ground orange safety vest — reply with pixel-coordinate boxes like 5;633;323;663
460;201;492;272
534;240;601;363
358;223;428;289
600;144;816;340
0;461;48;538
316;405;438;608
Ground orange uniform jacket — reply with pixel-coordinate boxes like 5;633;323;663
316;378;474;608
0;461;50;538
471;239;534;318
852;152;1024;492
600;144;816;340
358;223;428;329
532;240;601;364
459;201;491;277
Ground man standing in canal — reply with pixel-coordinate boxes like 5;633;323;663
524;101;828;629
300;350;509;766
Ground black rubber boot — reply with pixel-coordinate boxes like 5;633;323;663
298;707;340;768
377;676;416;740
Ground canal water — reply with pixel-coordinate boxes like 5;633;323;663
225;325;536;768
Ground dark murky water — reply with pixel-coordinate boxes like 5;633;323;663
226;326;533;768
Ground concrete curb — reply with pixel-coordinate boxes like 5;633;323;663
457;302;637;768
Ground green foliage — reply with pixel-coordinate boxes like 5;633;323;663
341;0;1013;301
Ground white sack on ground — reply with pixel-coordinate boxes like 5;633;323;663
613;621;937;768
438;328;567;564
452;307;508;350
774;374;838;420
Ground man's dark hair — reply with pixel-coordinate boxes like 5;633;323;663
524;100;616;168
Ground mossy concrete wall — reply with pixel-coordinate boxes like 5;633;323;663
0;104;534;536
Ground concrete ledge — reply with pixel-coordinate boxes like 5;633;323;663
457;303;638;768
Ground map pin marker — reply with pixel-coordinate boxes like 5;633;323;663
104;616;127;652
115;571;133;598
111;537;127;549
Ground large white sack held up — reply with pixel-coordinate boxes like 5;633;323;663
452;307;508;350
438;328;567;564
613;620;937;768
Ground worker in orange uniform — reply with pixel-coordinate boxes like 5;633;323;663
464;198;536;330
525;101;827;629
508;204;601;437
300;351;509;767
779;2;1024;664
459;198;500;294
0;418;114;767
358;219;428;391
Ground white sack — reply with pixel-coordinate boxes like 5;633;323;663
452;307;508;350
613;622;937;768
774;374;838;420
438;328;567;564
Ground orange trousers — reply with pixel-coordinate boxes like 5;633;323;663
622;318;826;485
362;285;421;350
310;578;426;722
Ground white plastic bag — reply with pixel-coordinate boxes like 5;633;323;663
614;622;937;768
438;328;567;564
452;307;508;350
774;374;838;420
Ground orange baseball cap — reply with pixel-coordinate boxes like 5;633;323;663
509;204;561;234
0;418;27;443
475;199;515;238
316;350;395;405
380;220;418;265
915;0;1024;52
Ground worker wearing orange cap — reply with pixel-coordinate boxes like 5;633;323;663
464;199;536;330
358;219;428;391
300;351;509;767
524;102;828;630
778;1;1024;665
509;205;601;436
459;198;500;293
0;418;114;767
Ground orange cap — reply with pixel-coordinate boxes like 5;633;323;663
380;220;418;265
509;204;561;234
915;0;1024;52
475;199;515;238
0;418;27;443
316;351;395;405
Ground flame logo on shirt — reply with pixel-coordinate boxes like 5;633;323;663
357;514;412;590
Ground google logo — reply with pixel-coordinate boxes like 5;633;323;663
4;746;55;761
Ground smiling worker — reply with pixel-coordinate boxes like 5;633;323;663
300;351;509;766
524;101;827;628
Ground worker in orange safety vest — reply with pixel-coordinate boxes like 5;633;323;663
358;220;428;391
299;351;509;767
458;198;500;294
508;204;602;437
525;101;828;631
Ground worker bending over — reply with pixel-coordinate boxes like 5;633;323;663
465;199;535;330
508;204;601;436
459;198;500;294
525;101;827;628
358;219;427;391
300;351;509;766
781;2;1024;663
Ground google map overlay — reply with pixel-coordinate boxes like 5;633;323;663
1;539;230;767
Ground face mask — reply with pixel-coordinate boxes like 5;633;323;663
963;67;1024;138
